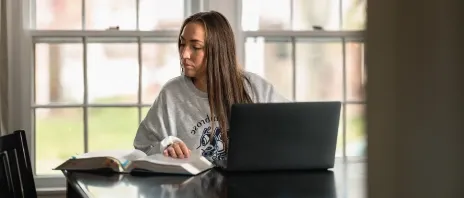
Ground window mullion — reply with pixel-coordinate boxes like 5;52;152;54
31;104;152;108
201;0;209;12
190;0;207;14
137;37;142;124
206;0;244;66
244;30;364;38
338;0;343;29
290;0;294;29
82;0;86;30
29;0;36;29
83;36;89;153
291;37;296;101
136;0;140;30
236;0;245;66
342;38;347;160
187;0;195;16
29;30;180;37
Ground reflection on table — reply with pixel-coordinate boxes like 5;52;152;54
65;161;365;198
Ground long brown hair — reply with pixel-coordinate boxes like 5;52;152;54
178;11;253;148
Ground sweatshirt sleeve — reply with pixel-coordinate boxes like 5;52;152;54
265;83;291;103
133;90;183;155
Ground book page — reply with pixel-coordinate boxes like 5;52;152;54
134;153;212;167
74;149;147;164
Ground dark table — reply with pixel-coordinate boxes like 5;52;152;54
64;161;365;198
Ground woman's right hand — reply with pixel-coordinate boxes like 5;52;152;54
163;141;191;159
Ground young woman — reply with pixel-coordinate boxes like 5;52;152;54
133;11;289;161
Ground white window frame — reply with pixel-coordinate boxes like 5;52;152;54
6;0;365;191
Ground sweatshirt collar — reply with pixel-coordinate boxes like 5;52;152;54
182;75;208;99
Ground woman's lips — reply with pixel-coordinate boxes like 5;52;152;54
183;65;194;69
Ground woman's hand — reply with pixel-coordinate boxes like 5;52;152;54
163;141;191;159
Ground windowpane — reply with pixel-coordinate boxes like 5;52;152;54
141;43;180;104
242;0;292;31
244;38;345;102
35;108;84;175
88;108;138;151
139;0;185;30
241;0;366;30
296;39;343;101
346;104;366;156
87;43;139;104
35;0;187;30
346;42;365;101
342;0;366;30
35;0;82;29
141;107;151;120
35;43;84;105
292;0;341;30
244;37;293;100
85;0;136;30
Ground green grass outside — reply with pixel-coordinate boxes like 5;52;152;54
35;104;151;174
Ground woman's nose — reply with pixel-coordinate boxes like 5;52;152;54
181;47;191;59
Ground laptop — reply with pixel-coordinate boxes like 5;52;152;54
214;101;341;172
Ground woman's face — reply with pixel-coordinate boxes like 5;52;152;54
179;22;206;79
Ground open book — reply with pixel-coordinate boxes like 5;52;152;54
54;149;213;175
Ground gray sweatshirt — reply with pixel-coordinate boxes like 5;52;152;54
133;72;289;161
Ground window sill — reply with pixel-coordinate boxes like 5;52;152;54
37;187;66;196
35;175;67;190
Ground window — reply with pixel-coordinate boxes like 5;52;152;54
240;0;366;158
8;0;365;189
5;0;199;189
33;0;189;176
